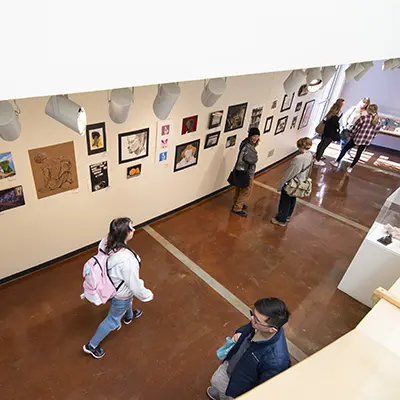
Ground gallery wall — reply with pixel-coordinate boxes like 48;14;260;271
0;70;330;280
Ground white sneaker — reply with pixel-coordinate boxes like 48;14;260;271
346;167;353;174
330;160;339;167
314;160;325;167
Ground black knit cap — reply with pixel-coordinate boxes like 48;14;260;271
248;127;260;137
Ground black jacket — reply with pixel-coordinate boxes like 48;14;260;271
323;115;340;140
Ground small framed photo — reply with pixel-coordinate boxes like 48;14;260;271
174;139;200;172
225;135;237;148
281;93;294;112
86;122;107;155
208;111;223;129
275;116;288;135
298;100;315;129
118;128;149;164
127;164;142;179
264;116;274;133
182;115;198;135
204;131;221;149
225;103;248;132
290;116;298;129
295;102;303;112
298;84;309;97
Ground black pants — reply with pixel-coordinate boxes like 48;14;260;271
315;136;333;161
336;139;367;168
276;189;297;223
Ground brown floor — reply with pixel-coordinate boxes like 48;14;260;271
0;148;398;399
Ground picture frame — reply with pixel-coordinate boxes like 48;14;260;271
298;100;316;129
280;93;294;112
118;128;149;164
208;111;223;129
224;103;248;132
181;115;198;135
295;102;303;112
0;185;25;212
275;116;288;135
225;135;237;148
249;105;264;129
86;122;107;155
271;100;278;109
127;164;142;179
174;139;200;172
298;84;309;97
0;151;16;179
290;116;298;129
89;161;109;192
264;116;274;134
204;131;221;149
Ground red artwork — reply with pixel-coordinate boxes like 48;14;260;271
181;115;198;135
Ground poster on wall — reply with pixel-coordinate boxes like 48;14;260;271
28;141;79;199
249;105;264;129
86;122;107;155
89;161;109;192
155;120;172;164
224;103;248;132
275;116;288;135
118;128;149;164
0;151;16;179
174;139;200;172
0;185;25;212
181;115;198;135
298;100;315;129
127;164;142;179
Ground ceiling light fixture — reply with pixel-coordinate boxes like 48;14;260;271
201;78;227;107
0;100;21;141
153;83;181;120
108;87;134;124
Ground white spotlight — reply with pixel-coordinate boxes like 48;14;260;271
283;69;306;95
0;101;21;141
345;63;364;81
45;95;87;135
306;68;323;92
354;61;374;81
320;66;337;88
108;88;134;124
382;58;400;71
153;83;181;120
201;78;226;107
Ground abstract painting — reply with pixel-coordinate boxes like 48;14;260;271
225;103;248;132
0;185;25;212
119;128;149;164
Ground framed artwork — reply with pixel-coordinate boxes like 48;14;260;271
291;116;298;129
0;185;25;212
0;151;16;179
127;164;142;179
275;116;288;135
224;103;248;132
249;106;264;129
295;102;303;112
86;122;107;155
118;128;149;164
159;152;168;162
174;139;200;172
156;120;172;164
271;100;278;109
298;100;316;129
204;131;221;149
28;141;79;199
181;115;198;135
209;111;223;129
298;84;309;97
89;161;109;192
281;93;294;112
225;135;237;148
264;116;274;134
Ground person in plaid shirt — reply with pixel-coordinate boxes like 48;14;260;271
331;104;380;174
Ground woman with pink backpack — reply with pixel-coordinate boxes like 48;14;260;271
83;217;154;359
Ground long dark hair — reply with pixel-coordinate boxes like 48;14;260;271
106;217;133;254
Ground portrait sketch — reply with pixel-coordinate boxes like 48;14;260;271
86;122;107;155
119;128;149;164
174;139;200;172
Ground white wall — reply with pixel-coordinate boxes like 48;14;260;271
0;71;328;279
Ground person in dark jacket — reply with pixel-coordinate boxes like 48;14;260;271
314;99;344;166
207;298;290;400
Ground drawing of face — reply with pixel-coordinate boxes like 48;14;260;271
127;135;144;155
162;125;170;135
184;148;193;160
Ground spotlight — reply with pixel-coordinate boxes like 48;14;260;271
283;69;306;95
0;100;21;141
153;83;181;120
345;63;364;81
201;78;226;107
354;62;374;81
306;68;323;92
108;88;134;124
382;58;400;71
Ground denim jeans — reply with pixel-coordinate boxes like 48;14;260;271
276;189;297;223
89;297;133;348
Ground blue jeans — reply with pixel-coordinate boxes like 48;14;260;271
89;298;133;348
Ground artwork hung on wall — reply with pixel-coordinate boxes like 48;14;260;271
264;116;274;134
89;161;109;192
295;102;303;112
209;111;223;129
271;100;278;109
0;151;16;179
28;141;79;199
119;128;149;164
298;100;316;129
280;93;294;112
275;116;288;135
0;185;25;212
174;139;200;172
225;135;237;148
86;122;107;155
127;164;142;179
225;103;248;132
291;116;298;129
204;131;221;149
249;106;264;129
159;152;168;162
156;120;172;164
298;84;309;97
181;115;198;135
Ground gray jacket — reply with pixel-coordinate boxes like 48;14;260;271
235;140;258;177
278;151;313;191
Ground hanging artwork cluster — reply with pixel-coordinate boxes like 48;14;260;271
156;120;172;164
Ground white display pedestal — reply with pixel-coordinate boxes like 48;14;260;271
338;187;400;308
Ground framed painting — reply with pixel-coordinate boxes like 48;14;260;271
264;116;274;134
298;100;316;129
0;151;16;179
204;131;221;149
181;115;198;135
86;122;107;155
174;139;200;172
281;93;294;112
0;185;25;212
224;103;248;132
275;116;288;135
225;135;237;148
127;164;142;179
118;128;149;164
208;111;223;129
249;105;264;129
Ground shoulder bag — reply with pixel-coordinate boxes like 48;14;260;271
227;146;251;188
284;162;313;198
315;119;325;134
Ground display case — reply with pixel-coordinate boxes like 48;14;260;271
372;113;400;150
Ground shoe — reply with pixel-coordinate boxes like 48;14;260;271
271;218;287;227
242;204;248;210
330;160;339;167
232;210;248;217
124;309;143;325
207;387;220;400
346;167;353;174
314;160;325;167
83;343;105;359
321;156;326;160
287;217;291;223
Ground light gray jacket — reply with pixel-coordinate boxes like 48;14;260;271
278;151;313;192
235;140;258;177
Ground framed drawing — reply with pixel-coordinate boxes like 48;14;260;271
290;116;298;129
0;185;25;212
225;135;237;148
224;103;248;132
295;102;303;112
204;131;221;149
182;115;198;135
0;151;16;179
298;100;315;129
89;161;109;192
86;122;107;155
127;164;142;179
275;116;288;135
264;116;274;134
249;106;264;129
174;139;200;172
280;93;294;112
118;128;149;164
209;111;223;129
298;84;309;97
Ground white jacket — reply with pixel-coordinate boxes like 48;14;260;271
341;101;367;130
99;238;154;302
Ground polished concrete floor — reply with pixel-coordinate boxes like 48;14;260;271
0;146;399;399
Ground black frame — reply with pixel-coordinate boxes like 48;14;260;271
295;102;303;112
204;131;221;149
174;139;200;172
298;84;308;97
264;116;274;133
280;93;294;112
298;100;315;129
86;122;107;155
275;116;288;135
290;116;298;129
89;161;109;192
118;128;149;164
225;135;237;148
224;103;248;133
208;110;223;129
127;164;142;179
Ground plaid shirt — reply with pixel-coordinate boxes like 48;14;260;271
350;114;381;146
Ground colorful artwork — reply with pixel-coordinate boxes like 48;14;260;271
226;135;237;148
156;120;172;164
225;103;248;132
89;161;109;192
209;111;223;129
159;152;168;162
0;152;16;179
86;122;107;155
0;185;25;212
174;139;200;172
119;128;149;164
275;116;288;135
181;115;198;135
127;164;142;179
204;131;221;149
298;100;316;129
